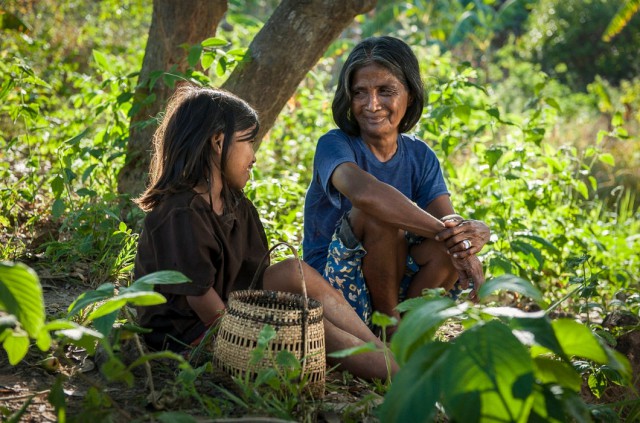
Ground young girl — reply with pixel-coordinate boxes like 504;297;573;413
133;83;396;380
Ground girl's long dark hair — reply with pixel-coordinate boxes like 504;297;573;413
135;84;259;212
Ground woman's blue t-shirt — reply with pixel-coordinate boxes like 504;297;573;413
302;129;449;273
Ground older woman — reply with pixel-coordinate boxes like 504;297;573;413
303;36;490;335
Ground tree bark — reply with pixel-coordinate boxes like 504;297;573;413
118;0;376;198
118;0;228;198
222;0;376;145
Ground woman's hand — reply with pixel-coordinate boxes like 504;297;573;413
435;217;490;259
450;254;485;301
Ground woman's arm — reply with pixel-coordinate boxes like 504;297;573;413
186;287;226;326
331;162;447;238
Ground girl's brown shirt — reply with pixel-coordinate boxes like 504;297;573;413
134;190;269;350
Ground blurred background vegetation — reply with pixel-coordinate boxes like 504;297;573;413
1;0;638;331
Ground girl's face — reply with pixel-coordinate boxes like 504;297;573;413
350;63;410;143
222;127;257;190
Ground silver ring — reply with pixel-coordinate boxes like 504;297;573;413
462;239;471;250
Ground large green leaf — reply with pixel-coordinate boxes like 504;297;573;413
2;330;29;365
125;270;191;293
67;283;115;317
391;297;460;365
441;321;535;423
507;313;568;361
478;274;544;304
87;291;167;320
56;324;103;355
0;262;45;338
532;357;581;391
378;341;449;423
603;0;640;41
528;384;567;423
532;319;608;363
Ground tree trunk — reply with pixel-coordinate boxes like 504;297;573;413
118;0;228;198
118;0;376;198
222;0;376;145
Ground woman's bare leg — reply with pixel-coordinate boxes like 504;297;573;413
263;259;398;380
407;239;458;297
349;207;407;322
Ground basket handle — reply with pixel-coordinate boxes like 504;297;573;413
248;241;311;372
248;241;309;304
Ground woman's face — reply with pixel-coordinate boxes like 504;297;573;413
350;63;411;142
223;127;257;190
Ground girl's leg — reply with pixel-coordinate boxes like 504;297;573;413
263;259;398;381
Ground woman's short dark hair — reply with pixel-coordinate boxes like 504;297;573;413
332;36;424;136
136;83;259;211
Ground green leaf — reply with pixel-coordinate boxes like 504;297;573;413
75;188;97;197
51;176;64;198
275;350;300;369
187;44;202;68
93;311;119;337
537;319;608;363
391;297;460;366
574;180;589;199
64;128;89;147
92;50;112;73
395;296;432;313
327;342;377;358
598;153;615;166
515;233;562;257
201;37;228;47
51;199;65;219
251;324;277;365
216;56;227;77
544;97;561;111
453;104;471;124
378;341;449;423
512;239;545;270
43;319;77;331
478;274;544;304
509;315;568;361
485;146;504;169
372;311;397;329
441;321;535;422
486;107;501;120
56;325;103;354
87;291;166;320
2;331;29;365
101;356;134;386
529;384;566;423
0;262;45;338
533;357;581;391
201;51;216;70
127;270;191;292
67;283;115;317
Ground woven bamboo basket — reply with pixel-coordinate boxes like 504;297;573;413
212;243;326;397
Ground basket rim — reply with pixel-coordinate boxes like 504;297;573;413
229;289;323;310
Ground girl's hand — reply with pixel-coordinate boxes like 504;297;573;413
436;218;490;259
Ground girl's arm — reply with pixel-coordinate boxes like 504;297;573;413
187;287;225;326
